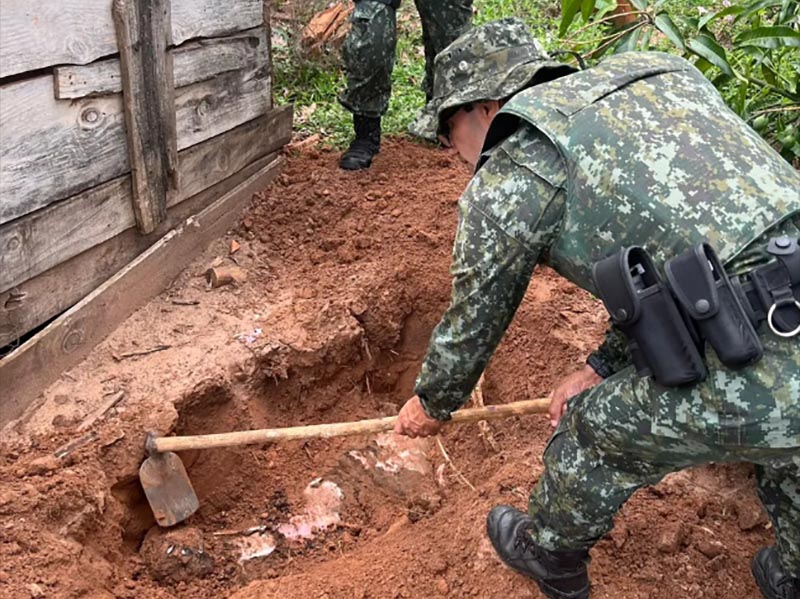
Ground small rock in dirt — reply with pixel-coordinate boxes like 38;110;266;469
26;455;60;475
391;208;402;218
436;578;450;595
708;554;727;572
657;522;685;554
736;498;768;531
28;583;45;598
140;526;214;583
429;555;448;575
51;413;77;428
695;537;726;559
384;515;411;537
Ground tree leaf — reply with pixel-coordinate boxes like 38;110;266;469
560;0;584;36
629;0;648;10
735;0;784;22
688;34;735;77
581;0;597;22
654;13;686;50
615;27;642;53
780;0;799;24
698;6;744;30
735;26;800;49
595;0;617;19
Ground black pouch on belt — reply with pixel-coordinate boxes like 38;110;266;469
665;242;763;369
593;246;707;386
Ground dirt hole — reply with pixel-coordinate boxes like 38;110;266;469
120;303;441;594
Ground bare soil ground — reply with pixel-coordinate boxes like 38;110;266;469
0;140;772;599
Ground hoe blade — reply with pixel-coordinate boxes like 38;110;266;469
139;451;200;527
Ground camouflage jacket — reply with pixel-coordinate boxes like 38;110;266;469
415;52;800;420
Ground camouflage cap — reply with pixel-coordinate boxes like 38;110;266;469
409;18;574;142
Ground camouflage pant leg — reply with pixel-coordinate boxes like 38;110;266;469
757;462;800;576
528;333;800;572
413;0;473;100
339;1;397;117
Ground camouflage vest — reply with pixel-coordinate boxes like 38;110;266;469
492;52;800;291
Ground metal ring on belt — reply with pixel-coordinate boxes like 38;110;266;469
767;300;800;338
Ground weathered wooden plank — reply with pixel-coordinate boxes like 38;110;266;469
113;0;177;234
175;57;271;150
170;0;263;46
0;76;129;224
0;29;271;225
0;0;263;79
0;105;293;294
0;152;280;348
0;154;284;425
54;29;264;100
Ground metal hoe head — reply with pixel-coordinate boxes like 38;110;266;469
139;433;200;527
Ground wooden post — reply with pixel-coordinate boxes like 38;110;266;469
113;0;178;234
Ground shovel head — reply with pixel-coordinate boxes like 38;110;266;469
139;451;200;527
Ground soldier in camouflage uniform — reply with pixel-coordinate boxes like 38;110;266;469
338;0;472;170
393;18;800;599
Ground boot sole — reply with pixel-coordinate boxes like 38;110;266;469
487;525;590;599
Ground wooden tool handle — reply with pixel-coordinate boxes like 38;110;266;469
151;397;550;452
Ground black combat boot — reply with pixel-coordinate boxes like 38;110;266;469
487;506;590;599
752;547;800;599
339;115;381;170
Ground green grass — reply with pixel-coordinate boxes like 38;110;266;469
272;0;776;149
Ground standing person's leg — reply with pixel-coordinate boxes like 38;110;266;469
339;1;398;170
413;0;473;101
752;461;800;599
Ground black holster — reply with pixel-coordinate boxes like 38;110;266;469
665;243;763;369
733;236;800;337
593;247;707;387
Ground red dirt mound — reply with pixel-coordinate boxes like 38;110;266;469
0;139;770;599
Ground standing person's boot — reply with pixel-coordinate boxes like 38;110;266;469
753;547;800;599
487;506;591;599
340;115;381;170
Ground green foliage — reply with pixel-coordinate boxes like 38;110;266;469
557;0;800;161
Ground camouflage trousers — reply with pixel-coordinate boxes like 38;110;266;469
528;330;800;576
338;0;473;118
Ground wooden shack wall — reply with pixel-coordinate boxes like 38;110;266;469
0;0;292;365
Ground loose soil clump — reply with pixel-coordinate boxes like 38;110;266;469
0;140;769;598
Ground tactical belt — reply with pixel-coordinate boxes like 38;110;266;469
592;237;800;387
355;0;402;8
